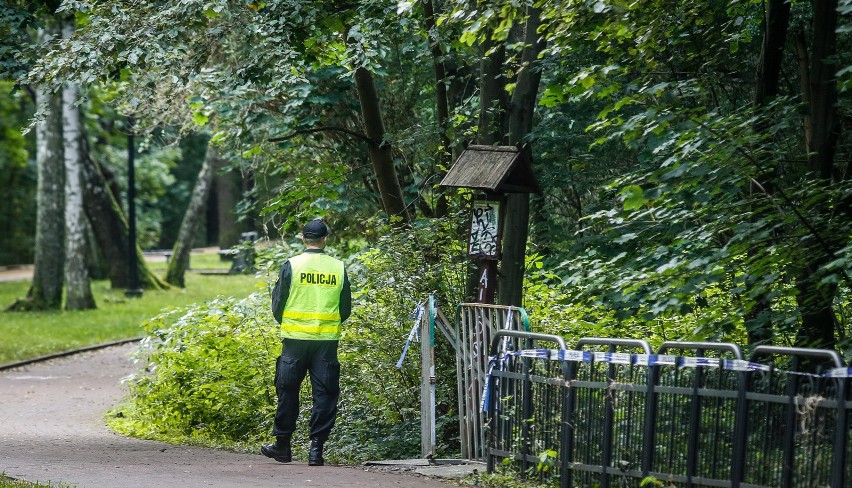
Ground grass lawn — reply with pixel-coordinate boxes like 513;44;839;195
0;252;270;365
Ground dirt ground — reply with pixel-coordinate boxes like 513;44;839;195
0;344;463;488
0;265;33;283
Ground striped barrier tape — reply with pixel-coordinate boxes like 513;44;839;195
395;304;424;369
481;349;852;409
495;348;851;377
826;366;852;378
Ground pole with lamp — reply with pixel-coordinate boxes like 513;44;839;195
124;116;143;297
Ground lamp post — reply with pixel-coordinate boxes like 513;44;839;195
125;116;143;297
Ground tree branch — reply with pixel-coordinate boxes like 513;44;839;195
694;117;852;287
268;126;376;145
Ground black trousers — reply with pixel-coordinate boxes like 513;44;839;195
272;339;340;442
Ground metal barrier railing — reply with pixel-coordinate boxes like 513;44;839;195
484;330;568;474
454;303;530;460
409;298;532;460
484;334;852;488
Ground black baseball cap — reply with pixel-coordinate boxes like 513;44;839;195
302;218;330;238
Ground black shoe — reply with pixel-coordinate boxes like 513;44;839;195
261;442;292;463
308;439;324;466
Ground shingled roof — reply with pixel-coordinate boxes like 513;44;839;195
439;144;540;193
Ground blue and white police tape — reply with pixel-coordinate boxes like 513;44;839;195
486;348;852;377
825;366;852;378
480;357;497;414
395;304;424;369
480;349;851;412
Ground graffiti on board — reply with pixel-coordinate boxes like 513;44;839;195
468;200;501;259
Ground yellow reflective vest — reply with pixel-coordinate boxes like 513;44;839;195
280;252;345;340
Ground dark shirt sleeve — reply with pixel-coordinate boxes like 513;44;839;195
340;269;352;322
271;260;292;324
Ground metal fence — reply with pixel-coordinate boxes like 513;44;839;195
484;332;851;487
414;300;531;460
454;303;531;460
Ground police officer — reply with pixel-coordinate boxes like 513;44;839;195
261;218;351;466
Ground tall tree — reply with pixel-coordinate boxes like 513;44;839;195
213;167;240;249
500;6;547;307
24;81;65;310
5;3;67;311
462;4;547;305
794;0;843;349
80;133;167;290
746;0;791;344
353;66;410;225
533;0;851;349
166;141;217;287
61;17;95;310
421;0;451;218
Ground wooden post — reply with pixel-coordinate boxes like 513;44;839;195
476;260;498;304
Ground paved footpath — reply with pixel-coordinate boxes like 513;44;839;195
0;344;459;487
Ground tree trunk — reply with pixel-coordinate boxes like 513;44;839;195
476;42;508;146
469;27;512;304
80;136;166;290
423;0;450;218
806;0;840;180
794;0;841;348
165;142;217;287
21;82;65;310
795;263;838;349
796;31;813;154
499;7;545;307
353;67;410;225
214;168;241;249
755;0;791;105
745;0;790;344
61;48;96;310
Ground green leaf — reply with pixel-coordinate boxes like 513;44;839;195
620;185;646;211
192;112;209;126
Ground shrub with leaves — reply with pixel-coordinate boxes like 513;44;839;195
109;293;280;451
333;215;469;461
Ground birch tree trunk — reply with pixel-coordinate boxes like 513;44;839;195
165;142;217;287
22;82;65;310
61;19;95;310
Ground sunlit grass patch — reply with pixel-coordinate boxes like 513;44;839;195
0;473;71;488
0;269;269;364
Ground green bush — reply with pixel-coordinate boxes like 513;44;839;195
109;293;280;451
333;217;469;461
